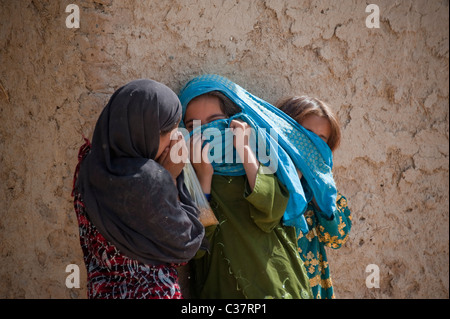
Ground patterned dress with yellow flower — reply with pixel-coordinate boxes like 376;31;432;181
297;193;352;299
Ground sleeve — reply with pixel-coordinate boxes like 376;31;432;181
315;192;352;249
244;165;290;233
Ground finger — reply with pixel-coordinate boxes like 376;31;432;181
177;137;188;158
170;132;185;153
230;119;245;128
157;147;170;164
169;133;180;148
190;133;203;163
180;141;189;163
176;131;184;142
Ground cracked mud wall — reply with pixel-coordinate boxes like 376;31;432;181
0;0;448;298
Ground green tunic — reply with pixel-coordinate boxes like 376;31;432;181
191;167;313;299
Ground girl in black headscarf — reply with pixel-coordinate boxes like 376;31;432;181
72;79;205;299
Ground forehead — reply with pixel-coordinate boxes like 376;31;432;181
300;113;329;125
300;114;331;136
189;94;220;107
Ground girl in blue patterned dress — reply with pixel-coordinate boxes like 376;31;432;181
276;96;352;299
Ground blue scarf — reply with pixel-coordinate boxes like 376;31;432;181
179;74;337;234
189;117;245;176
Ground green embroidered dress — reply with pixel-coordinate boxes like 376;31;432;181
297;193;352;299
191;167;313;299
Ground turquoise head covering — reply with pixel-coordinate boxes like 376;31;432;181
179;74;337;234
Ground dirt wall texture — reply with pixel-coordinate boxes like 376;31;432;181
0;0;448;299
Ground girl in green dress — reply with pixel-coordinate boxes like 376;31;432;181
276;96;352;299
183;90;313;299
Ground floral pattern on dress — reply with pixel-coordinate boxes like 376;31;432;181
73;192;184;299
297;193;352;299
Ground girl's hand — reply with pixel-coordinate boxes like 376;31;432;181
157;131;187;184
189;133;214;194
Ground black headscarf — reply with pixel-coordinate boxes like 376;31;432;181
76;79;205;265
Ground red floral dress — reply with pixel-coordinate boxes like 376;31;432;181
72;139;184;299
